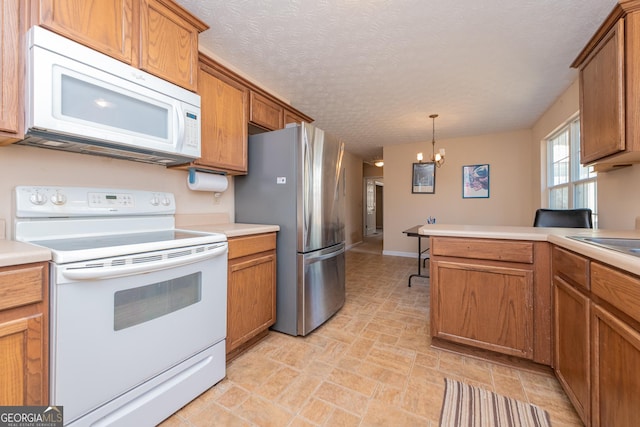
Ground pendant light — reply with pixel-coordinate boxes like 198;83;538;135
417;114;445;167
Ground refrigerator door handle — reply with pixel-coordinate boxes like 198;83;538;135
304;243;345;263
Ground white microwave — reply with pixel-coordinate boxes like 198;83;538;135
19;26;201;166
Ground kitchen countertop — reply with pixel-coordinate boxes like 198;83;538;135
175;213;279;238
179;222;280;238
420;224;640;277
0;240;52;267
0;213;278;268
0;217;52;267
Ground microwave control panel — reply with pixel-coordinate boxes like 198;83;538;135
184;110;200;149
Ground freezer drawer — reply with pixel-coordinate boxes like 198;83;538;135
297;243;346;335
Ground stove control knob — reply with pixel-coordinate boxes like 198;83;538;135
51;192;67;206
161;197;171;206
30;192;47;205
150;196;160;206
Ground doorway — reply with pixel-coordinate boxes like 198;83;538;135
364;177;383;237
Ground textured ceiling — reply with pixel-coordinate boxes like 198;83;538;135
176;0;617;162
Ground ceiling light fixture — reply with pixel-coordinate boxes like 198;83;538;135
417;114;445;167
374;160;384;167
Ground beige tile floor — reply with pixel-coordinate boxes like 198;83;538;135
162;249;582;427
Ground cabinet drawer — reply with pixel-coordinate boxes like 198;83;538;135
552;246;589;290
432;237;534;263
228;233;276;259
0;264;46;311
591;262;640;324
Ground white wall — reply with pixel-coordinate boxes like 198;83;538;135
383;129;533;257
531;78;640;230
343;150;364;247
597;165;640;229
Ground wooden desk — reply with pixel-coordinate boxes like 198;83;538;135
402;225;430;287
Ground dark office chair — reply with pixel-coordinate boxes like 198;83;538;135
533;208;593;228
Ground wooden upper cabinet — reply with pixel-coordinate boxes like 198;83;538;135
284;108;305;126
194;54;249;175
139;0;207;91
572;4;640;170
30;0;208;91
0;0;23;144
31;0;134;64
250;91;284;131
578;19;625;164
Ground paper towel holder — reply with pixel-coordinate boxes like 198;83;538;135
187;167;227;185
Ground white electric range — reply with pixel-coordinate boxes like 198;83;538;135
15;186;228;426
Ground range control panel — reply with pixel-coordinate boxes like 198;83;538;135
15;186;175;217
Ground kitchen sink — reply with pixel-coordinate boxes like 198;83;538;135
568;236;640;257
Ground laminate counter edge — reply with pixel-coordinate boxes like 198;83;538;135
419;224;640;276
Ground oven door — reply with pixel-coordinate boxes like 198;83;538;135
50;243;227;424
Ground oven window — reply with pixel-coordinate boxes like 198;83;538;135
113;272;202;331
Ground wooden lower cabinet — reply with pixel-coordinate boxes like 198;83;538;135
552;246;640;426
554;277;590;425
591;303;640;427
430;237;551;364
431;260;534;358
0;262;48;405
226;233;276;360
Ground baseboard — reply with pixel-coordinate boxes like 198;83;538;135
346;241;363;251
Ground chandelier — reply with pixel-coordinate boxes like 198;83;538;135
417;114;445;167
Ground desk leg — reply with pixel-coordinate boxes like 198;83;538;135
408;236;430;287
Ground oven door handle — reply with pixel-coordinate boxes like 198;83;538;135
61;245;227;280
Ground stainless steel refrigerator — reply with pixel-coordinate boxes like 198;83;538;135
235;122;345;336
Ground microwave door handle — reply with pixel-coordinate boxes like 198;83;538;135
61;245;227;280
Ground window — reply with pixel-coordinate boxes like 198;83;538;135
546;115;597;226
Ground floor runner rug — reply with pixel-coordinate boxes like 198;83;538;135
439;378;552;427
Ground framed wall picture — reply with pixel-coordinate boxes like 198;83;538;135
412;162;435;194
462;164;489;198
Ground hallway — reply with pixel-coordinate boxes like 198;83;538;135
350;231;383;255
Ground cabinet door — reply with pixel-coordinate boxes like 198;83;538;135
591;303;640;427
139;0;200;91
33;0;134;64
431;260;534;358
284;108;305;126
250;91;284;130
227;252;276;353
0;315;46;405
0;0;22;143
554;277;590;426
195;59;248;174
580;19;625;164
